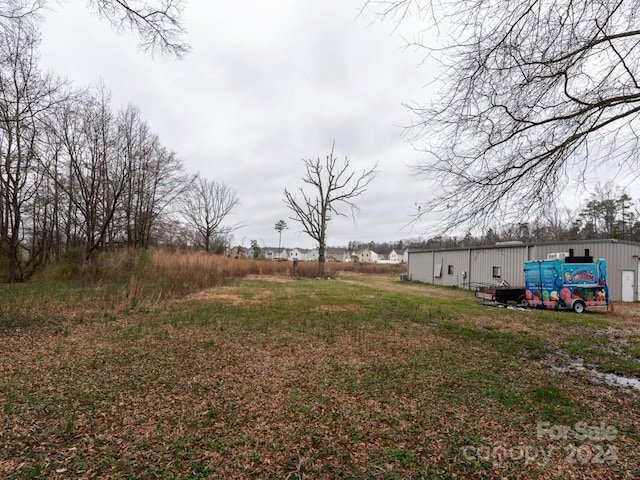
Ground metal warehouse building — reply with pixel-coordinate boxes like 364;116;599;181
407;239;640;302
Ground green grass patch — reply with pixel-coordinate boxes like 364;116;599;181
562;333;640;377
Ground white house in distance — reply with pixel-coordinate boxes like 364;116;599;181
326;248;351;262
229;244;408;264
228;246;249;258
388;249;405;264
258;247;331;262
264;248;288;260
356;248;379;263
288;248;306;261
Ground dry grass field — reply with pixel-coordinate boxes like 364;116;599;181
0;253;639;479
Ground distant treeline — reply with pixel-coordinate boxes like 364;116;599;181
350;186;640;253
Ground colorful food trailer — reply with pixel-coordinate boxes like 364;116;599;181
524;249;609;313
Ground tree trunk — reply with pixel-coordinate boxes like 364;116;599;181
317;242;325;277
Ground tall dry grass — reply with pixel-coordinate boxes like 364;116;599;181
150;249;302;292
147;249;404;291
61;248;406;306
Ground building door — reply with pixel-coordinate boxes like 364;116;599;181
621;270;635;302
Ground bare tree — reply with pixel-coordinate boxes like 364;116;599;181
116;104;190;248
284;144;377;277
0;10;65;280
366;0;640;233
53;86;131;260
0;0;190;280
87;0;189;58
180;176;239;253
48;88;88;252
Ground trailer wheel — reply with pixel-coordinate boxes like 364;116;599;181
517;295;527;307
572;300;586;314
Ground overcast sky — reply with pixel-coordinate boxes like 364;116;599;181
37;1;436;249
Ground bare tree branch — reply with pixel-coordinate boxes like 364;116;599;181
368;0;640;233
0;0;44;23
88;0;189;58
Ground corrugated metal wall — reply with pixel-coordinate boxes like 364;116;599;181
431;250;470;287
469;246;528;287
601;242;638;302
407;250;433;283
408;240;640;301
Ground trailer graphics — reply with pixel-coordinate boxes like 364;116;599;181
524;255;609;313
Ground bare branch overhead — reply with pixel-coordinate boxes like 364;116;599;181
88;0;189;58
367;0;640;233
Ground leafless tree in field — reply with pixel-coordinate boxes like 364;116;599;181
284;144;377;277
180;176;239;253
365;0;640;232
